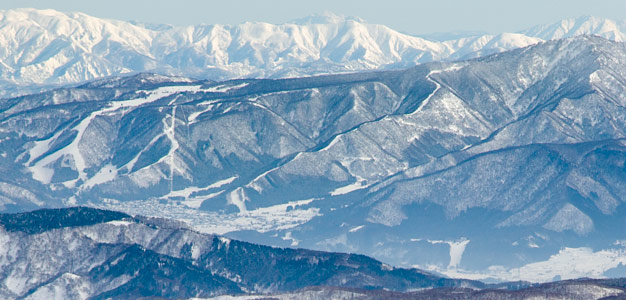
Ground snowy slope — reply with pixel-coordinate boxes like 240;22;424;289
0;8;449;97
1;9;625;98
0;207;480;299
2;36;626;282
520;15;626;42
2;208;625;299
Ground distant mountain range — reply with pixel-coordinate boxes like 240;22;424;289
2;32;626;282
0;9;625;97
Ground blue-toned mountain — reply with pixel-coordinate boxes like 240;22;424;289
1;36;626;281
0;207;481;299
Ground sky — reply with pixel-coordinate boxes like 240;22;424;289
0;0;624;35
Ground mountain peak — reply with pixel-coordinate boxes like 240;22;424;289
0;9;623;99
1;30;626;283
289;11;365;25
520;15;626;42
0;7;86;22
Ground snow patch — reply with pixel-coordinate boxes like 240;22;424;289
99;198;320;235
590;71;601;83
187;102;218;123
544;203;593;235
411;237;470;269
218;237;231;250
5;274;27;294
105;220;133;226
349;225;365;233
282;232;300;247
191;243;201;260
165;176;237;199
226;188;248;212
203;82;249;93
329;180;369;196
428;247;626;283
82;164;117;190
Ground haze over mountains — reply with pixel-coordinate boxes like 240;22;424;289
5;207;626;299
0;9;625;98
2;29;626;283
0;207;483;299
2;7;626;285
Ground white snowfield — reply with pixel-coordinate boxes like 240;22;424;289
24;85;205;187
98;198;321;235
0;9;623;97
434;246;626;283
411;237;470;269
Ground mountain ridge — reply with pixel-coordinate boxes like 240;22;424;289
1;35;626;282
0;9;624;98
0;206;485;299
3;207;626;299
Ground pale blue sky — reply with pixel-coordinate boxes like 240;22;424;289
0;0;624;35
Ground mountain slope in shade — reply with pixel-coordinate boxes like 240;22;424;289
2;36;626;281
0;207;483;299
4;207;626;300
0;10;625;98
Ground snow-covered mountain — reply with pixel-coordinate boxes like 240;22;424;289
2;35;626;281
3;207;626;300
520;15;626;41
0;8;446;97
0;9;625;98
0;207;482;299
